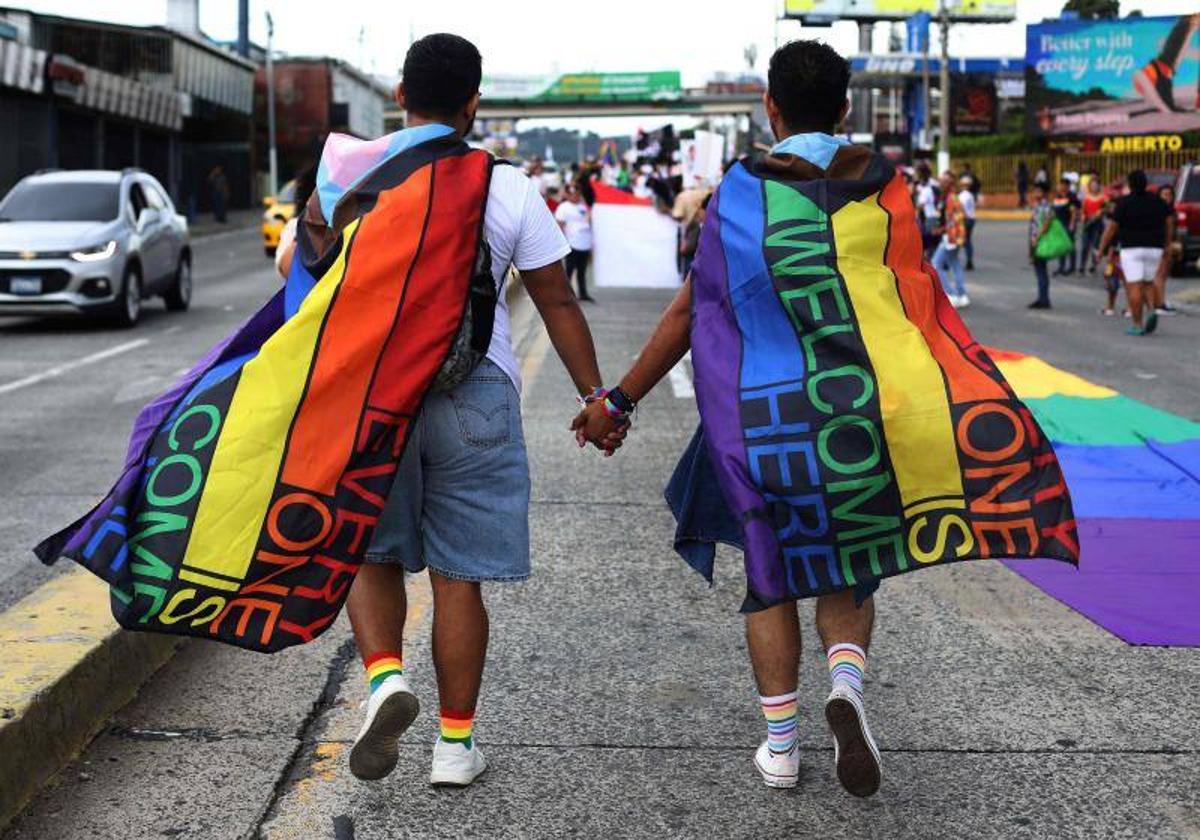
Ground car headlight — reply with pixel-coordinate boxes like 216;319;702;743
70;240;117;262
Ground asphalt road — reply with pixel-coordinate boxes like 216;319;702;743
2;221;1198;839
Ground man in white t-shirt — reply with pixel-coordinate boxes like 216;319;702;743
280;35;616;790
554;182;595;302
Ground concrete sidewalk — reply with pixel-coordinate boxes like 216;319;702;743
6;274;1197;839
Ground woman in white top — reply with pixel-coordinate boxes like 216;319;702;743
554;182;595;302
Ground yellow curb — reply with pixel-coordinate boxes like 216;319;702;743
0;569;179;830
976;209;1030;221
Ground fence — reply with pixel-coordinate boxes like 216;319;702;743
951;149;1199;194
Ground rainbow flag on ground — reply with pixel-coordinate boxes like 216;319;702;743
35;136;494;652
996;349;1200;646
689;152;1079;611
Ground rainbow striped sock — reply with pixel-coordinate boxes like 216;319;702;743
440;708;475;750
760;691;798;754
827;643;866;701
364;652;404;694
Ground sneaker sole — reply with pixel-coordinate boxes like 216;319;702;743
825;697;882;798
349;691;419;781
430;763;488;788
753;754;798;789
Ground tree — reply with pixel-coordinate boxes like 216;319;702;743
1061;0;1120;19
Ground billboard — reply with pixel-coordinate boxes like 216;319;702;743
783;0;1015;24
481;72;681;102
952;76;997;135
1026;15;1200;137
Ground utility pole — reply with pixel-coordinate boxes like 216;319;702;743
265;11;278;198
937;0;951;174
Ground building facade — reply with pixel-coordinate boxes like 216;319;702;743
0;7;255;211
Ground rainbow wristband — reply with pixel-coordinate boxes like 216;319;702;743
601;396;630;422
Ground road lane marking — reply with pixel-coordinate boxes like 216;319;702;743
669;351;694;399
0;338;150;396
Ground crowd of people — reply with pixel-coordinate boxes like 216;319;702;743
1026;168;1177;334
907;162;981;308
523;138;716;301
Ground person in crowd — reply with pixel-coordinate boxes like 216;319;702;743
545;185;561;215
958;174;978;271
1051;177;1081;275
556;182;596;302
1154;183;1179;315
527;158;547;197
933;171;969;307
207;165;230;224
1096;169;1172;336
1028;182;1055;309
914;164;939;256
1016;161;1030;208
1078;176;1108;275
1034;163;1050;190
679;193;709;278
617;159;631;191
281;34;608;789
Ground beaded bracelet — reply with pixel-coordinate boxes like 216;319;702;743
576;386;608;409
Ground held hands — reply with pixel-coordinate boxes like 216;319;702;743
569;399;630;457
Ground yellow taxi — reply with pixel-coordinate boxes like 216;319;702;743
261;179;297;257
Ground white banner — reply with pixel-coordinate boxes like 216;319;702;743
592;204;681;289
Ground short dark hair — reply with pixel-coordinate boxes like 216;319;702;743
1127;169;1147;192
401;33;482;117
767;40;851;132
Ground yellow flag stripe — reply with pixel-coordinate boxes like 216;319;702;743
181;222;356;582
830;197;963;507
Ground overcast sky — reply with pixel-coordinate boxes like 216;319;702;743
13;0;1198;136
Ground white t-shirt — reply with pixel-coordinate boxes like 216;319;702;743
554;200;594;251
917;182;938;220
483;164;571;392
958;188;977;220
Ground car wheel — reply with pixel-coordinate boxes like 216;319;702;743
165;255;192;311
108;265;142;328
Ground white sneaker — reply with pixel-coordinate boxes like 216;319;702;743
958;294;970;308
430;738;487;787
824;685;882;797
349;675;419;781
950;295;964;308
753;739;800;789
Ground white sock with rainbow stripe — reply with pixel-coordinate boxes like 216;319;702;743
827;643;866;701
760;691;799;754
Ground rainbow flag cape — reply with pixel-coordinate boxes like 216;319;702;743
994;349;1200;646
689;154;1079;608
35;135;494;652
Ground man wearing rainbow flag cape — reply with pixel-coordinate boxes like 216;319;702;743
37;34;609;790
575;40;1079;796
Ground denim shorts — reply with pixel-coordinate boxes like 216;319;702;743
364;359;531;582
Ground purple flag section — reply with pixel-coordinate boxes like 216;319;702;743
1006;517;1200;646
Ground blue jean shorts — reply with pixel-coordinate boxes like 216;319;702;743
364;359;531;582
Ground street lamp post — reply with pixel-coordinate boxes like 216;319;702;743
265;11;279;199
937;0;951;175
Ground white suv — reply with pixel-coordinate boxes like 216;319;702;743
0;169;192;327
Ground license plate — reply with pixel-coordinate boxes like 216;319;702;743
10;276;42;295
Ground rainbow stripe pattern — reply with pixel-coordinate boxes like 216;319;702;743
36;136;494;653
365;652;404;693
440;709;475;749
994;349;1200;646
689;155;1078;610
760;692;799;753
826;643;866;700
